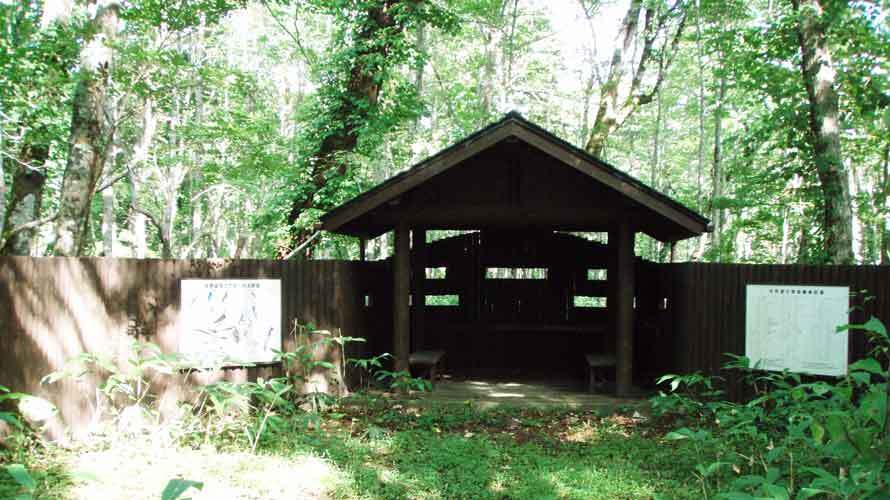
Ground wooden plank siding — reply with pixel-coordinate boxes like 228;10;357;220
659;263;890;398
0;256;389;435
4;253;890;434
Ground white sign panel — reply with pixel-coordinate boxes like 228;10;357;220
180;279;281;366
745;285;849;376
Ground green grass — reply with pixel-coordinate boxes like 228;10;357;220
1;398;703;499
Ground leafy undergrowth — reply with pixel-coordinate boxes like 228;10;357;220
1;399;704;500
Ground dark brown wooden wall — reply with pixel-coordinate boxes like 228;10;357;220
4;254;889;433
657;263;890;395
0;257;389;435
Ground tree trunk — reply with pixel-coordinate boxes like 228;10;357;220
285;1;421;252
128;98;156;258
695;0;705;210
793;0;854;264
1;141;49;255
0;103;6;238
101;182;115;256
53;0;120;256
412;24;426;134
780;207;790;264
585;0;687;158
649;87;664;261
711;73;727;256
585;0;643;157
882;144;889;265
479;23;498;116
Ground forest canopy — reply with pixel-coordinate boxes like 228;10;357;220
1;0;888;264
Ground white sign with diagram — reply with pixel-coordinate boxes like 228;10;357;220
180;279;281;366
745;285;849;376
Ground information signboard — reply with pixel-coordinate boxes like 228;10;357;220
180;279;282;366
745;285;849;376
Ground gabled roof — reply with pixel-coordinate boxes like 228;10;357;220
321;112;710;242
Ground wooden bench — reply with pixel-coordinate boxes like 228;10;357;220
409;350;446;387
585;353;617;393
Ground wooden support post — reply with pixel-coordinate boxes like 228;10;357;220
669;241;677;263
359;237;367;261
614;222;636;396
393;224;411;373
412;228;427;352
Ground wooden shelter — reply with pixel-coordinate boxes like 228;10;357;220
322;112;709;395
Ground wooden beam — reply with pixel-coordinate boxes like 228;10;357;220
613;222;636;396
393;224;411;373
359;237;367;261
412;228;427;352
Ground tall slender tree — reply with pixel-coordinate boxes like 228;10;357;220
53;0;120;255
285;0;455;252
584;0;687;157
792;0;853;263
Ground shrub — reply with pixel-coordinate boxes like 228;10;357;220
653;316;890;499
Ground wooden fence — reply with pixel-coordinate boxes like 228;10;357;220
3;255;890;434
656;263;890;396
0;256;389;436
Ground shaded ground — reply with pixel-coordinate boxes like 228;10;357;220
413;378;638;412
2;396;699;500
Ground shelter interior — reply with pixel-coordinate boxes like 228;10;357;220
406;231;672;385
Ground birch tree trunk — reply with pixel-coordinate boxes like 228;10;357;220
584;0;687;157
711;73;727;255
692;1;707;261
780;207;790;264
0;104;6;238
53;0;120;256
585;0;643;157
650;87;664;261
695;0;705;209
882;144;889;265
792;0;854;264
1;141;49;255
128;98;156;258
101;182;115;256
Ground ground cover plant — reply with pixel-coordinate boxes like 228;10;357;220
652;316;890;499
1;394;707;499
4;318;887;499
0;325;711;499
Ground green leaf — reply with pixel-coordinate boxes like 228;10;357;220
716;493;756;500
5;464;36;491
161;479;204;500
810;421;825;444
850;371;871;386
849;358;883;375
665;428;694;440
762;483;789;500
795;488;830;500
863;317;887;337
825;414;846;442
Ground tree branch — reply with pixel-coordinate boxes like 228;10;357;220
260;0;317;70
2;213;59;241
95;170;128;193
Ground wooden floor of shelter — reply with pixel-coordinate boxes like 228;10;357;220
412;378;644;412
